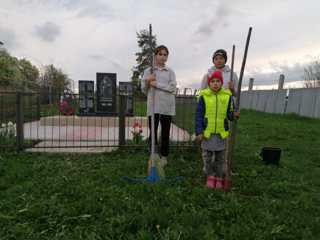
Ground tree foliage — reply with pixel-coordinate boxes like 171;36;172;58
0;49;39;90
0;49;24;89
131;29;157;94
39;64;69;91
0;48;70;103
19;58;40;90
0;49;70;94
39;64;70;104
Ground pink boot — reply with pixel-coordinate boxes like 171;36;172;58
206;176;216;188
215;177;224;189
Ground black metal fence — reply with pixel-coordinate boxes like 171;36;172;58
0;90;198;152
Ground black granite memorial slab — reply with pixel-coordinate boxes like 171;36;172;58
78;80;95;115
96;73;117;116
119;82;134;116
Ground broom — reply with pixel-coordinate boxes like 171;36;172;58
146;24;165;180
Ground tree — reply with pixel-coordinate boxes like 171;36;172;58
0;49;40;90
131;29;157;95
304;60;320;88
18;58;40;90
40;64;70;91
0;49;24;89
39;64;70;104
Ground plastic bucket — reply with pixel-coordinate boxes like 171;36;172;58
261;147;281;165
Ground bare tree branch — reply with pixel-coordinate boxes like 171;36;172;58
304;60;320;88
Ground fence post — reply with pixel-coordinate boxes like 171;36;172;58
278;74;285;90
193;89;197;96
283;89;290;114
16;91;24;151
249;78;254;91
118;94;126;146
36;94;41;120
314;91;320;118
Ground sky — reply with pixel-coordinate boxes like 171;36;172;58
1;0;320;91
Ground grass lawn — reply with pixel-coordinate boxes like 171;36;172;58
0;110;319;239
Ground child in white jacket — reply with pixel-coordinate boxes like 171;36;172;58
200;49;238;96
141;45;177;166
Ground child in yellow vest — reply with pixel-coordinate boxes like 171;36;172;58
195;70;240;189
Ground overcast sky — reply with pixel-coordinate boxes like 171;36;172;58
1;0;320;89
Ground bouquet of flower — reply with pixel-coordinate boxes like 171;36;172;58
131;122;143;144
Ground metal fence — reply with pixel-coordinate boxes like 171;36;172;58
240;87;320;118
0;90;198;152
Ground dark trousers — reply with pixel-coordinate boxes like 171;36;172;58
148;114;172;157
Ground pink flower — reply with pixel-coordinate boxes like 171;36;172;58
132;122;143;144
132;122;143;134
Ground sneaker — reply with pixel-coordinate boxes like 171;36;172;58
160;156;168;167
206;176;216;188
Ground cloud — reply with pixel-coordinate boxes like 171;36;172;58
75;2;114;19
186;61;308;90
89;54;105;61
2;0;320;92
246;62;307;86
47;0;114;19
60;0;82;9
0;25;18;48
34;22;61;42
14;0;114;19
88;55;124;69
108;59;128;71
194;2;231;38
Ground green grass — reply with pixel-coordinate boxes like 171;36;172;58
0;110;319;239
0;136;17;149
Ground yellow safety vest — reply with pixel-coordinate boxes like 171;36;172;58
199;88;232;139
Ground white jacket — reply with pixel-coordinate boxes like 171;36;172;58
141;66;177;116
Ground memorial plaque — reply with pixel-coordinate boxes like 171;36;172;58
79;80;95;115
119;82;134;116
96;73;117;115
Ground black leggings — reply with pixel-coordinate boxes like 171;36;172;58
148;114;172;157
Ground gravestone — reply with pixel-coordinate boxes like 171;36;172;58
119;82;134;116
96;73;117;116
79;80;95;115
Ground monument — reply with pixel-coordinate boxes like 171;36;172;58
78;80;95;115
96;73;117;116
119;82;134;116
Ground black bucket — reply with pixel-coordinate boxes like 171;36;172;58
260;147;281;165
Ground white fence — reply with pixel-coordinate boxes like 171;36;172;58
240;88;320;118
